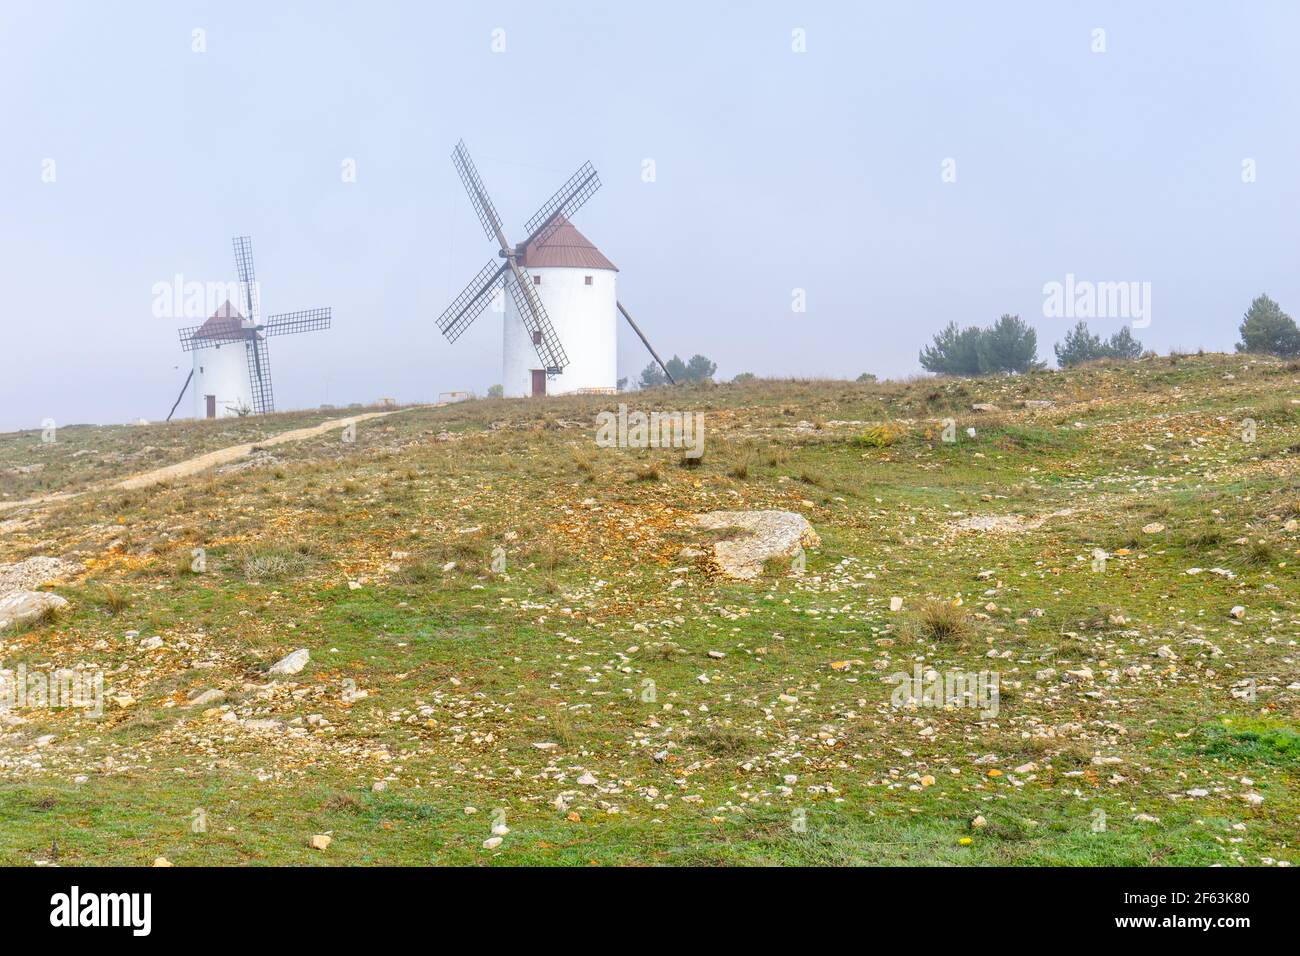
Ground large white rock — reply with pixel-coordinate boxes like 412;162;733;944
268;647;310;676
0;590;69;630
0;557;82;594
691;510;820;580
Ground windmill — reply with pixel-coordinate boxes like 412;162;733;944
436;140;674;397
168;236;331;420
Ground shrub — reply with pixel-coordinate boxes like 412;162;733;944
857;423;904;447
915;598;971;641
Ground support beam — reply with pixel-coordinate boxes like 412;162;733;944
617;300;675;385
166;369;194;421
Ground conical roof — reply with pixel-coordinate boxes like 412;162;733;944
517;217;617;271
194;300;258;341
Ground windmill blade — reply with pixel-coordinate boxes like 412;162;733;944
232;236;262;326
178;323;245;352
436;260;508;343
245;337;274;414
451;140;507;244
506;268;569;372
521;161;601;248
264;308;331;337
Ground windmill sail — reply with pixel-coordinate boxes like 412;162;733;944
437;260;509;342
452;141;506;242
264;308;331;337
245;336;274;415
506;269;568;372
232;236;261;326
521;161;601;249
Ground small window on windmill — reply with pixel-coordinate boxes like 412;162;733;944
533;274;542;285
532;330;542;346
584;275;593;286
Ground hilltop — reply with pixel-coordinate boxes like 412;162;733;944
0;353;1297;865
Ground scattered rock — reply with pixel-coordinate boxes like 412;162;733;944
186;689;225;707
310;834;332;850
216;452;280;475
268;648;310;676
1142;522;1165;534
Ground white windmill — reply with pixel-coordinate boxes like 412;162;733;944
169;236;331;419
436;141;674;397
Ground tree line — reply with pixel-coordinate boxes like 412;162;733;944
917;294;1300;376
486;295;1298;396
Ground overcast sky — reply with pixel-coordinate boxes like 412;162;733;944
2;1;1298;432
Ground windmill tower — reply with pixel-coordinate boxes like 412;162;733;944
436;141;674;397
170;236;331;419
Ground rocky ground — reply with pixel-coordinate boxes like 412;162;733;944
0;353;1296;865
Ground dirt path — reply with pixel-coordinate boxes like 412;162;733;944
0;409;407;512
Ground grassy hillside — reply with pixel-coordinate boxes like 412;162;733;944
0;353;1296;866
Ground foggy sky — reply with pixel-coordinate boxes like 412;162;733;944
2;0;1298;432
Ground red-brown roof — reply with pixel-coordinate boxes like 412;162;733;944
194;300;259;340
517;217;617;271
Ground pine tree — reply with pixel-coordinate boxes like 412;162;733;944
638;362;667;388
919;322;983;375
1104;326;1143;360
1054;321;1106;367
684;354;717;382
1236;294;1300;356
977;314;1042;374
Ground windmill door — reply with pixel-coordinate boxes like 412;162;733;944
530;370;546;397
205;395;217;419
